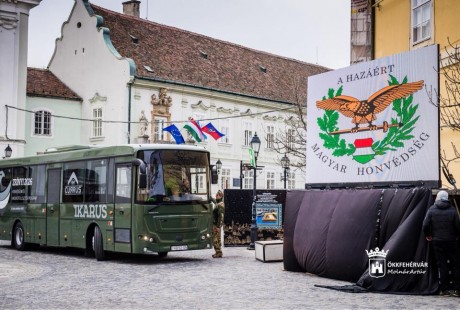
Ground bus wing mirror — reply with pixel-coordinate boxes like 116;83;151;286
132;159;146;174
139;174;147;189
133;159;147;189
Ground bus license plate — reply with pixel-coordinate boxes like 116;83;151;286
171;245;188;251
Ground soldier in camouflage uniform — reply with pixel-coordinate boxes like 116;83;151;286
212;190;225;258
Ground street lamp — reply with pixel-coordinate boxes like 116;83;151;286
216;159;222;174
281;153;290;189
248;132;261;250
216;159;222;189
3;145;12;159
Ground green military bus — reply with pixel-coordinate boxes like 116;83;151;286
0;144;214;260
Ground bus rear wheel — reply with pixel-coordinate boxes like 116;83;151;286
93;225;105;261
13;222;27;251
158;252;168;257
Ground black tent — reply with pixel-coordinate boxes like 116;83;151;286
283;188;439;294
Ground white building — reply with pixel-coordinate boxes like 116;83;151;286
4;0;330;191
0;0;42;158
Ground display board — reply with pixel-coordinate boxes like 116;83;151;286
306;45;439;187
223;189;285;246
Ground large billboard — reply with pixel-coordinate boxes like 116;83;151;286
306;45;439;187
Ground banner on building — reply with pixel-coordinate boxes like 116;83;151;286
306;45;439;187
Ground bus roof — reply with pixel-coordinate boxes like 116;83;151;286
0;144;209;167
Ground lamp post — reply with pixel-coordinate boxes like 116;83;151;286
216;159;222;189
280;153;290;189
3;145;12;159
248;132;261;250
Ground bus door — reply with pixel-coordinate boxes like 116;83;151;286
46;168;61;246
113;163;132;253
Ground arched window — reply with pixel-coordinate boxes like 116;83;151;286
34;110;52;136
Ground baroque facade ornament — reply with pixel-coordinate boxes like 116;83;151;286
216;106;233;114
139;110;149;137
0;11;18;29
263;115;278;121
191;100;214;111
151;88;172;107
89;92;107;104
240;108;255;117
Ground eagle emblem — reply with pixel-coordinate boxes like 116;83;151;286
315;76;424;164
316;80;424;132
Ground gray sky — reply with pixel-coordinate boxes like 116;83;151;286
28;0;351;70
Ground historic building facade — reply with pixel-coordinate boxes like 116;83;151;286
43;0;328;191
351;0;460;189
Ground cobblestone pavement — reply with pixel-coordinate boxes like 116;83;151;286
0;240;458;310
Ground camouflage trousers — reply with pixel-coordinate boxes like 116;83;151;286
213;226;222;255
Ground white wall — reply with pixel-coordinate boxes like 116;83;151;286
0;0;41;157
48;0;134;146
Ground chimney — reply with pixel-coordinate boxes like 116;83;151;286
122;0;141;18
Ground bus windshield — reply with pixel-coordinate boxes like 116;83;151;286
136;149;210;203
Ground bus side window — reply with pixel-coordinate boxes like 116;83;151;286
29;165;46;203
115;165;131;203
85;159;108;203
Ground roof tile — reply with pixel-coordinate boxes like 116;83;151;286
27;68;81;101
91;4;329;104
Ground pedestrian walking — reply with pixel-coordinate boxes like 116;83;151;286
423;190;460;297
212;190;225;258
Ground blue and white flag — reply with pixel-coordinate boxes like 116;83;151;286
163;124;185;144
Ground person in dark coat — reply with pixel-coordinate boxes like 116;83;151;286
423;190;460;297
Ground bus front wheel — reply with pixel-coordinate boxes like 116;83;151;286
93;225;105;261
13;222;27;251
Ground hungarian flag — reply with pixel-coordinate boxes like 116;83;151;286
183;118;205;142
201;122;225;140
163;124;185;144
353;138;375;164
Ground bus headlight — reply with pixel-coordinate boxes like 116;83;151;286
201;233;211;240
139;235;155;243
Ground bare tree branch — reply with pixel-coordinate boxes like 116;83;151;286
428;38;460;131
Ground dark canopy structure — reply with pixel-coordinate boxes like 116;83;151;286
283;188;438;294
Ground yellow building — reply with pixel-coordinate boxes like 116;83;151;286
371;0;460;189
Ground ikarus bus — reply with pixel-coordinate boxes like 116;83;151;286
0;144;214;260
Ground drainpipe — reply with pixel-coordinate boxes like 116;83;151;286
127;79;133;144
371;0;376;60
3;105;26;144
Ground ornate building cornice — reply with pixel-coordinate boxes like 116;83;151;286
240;108;255;118
216;106;233;114
191;100;215;111
0;11;18;29
0;0;42;29
89;92;107;104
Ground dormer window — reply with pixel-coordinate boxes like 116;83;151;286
144;65;154;73
129;33;139;44
199;50;208;59
259;65;267;73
